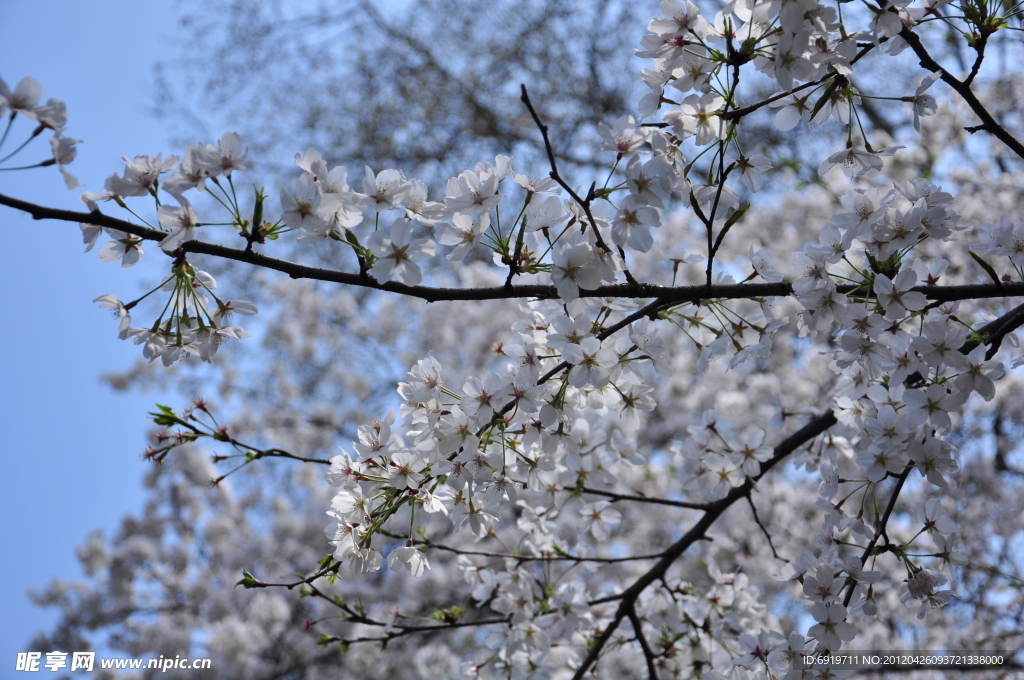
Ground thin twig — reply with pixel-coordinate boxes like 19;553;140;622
582;486;710;510
842;464;913;608
746;494;782;560
519;85;637;283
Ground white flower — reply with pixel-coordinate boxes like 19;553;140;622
664;92;725;146
196;131;248;177
368;219;436;285
919;498;956;536
280;173;329;235
735;153;771;192
50;135;82;189
611;196;659;253
98;228;144;267
910;72;941;131
0;76;42;114
163;145;210;197
625;154;671;208
550;238;604;302
436;212;487;261
750;245;784;282
195;324;250;361
562;336;618;388
524;194;570;232
725;427;774;476
513;172;560;194
93;294;132;339
907;436;959;486
579;501;621;541
363;166;409;212
873;270;927;320
705;453;743;499
443;168;501;215
105;153;179;197
818;145;902;178
158;197;200;251
902;384;965;433
807;603;857;649
387;546;431;577
769;92;813;131
955;345;1004;400
900;569;953;618
598;114;648;156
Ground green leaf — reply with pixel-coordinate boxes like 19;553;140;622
709;204;749;256
809;78;841;123
148;404;180;426
720;203;749;232
689;190;709;224
970;251;1003;287
250;188;264;234
235;569;258;588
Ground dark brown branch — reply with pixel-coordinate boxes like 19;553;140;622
899;26;1024;161
376;529;666;563
582;486;710;510
5;192;1024;305
982;301;1024;360
571;410;839;679
964;29;991;88
627;605;660;680
843;464;913;608
719;41;881;123
321;615;514;648
746;494;782;560
519;85;638;285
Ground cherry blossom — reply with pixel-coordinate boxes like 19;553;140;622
7;5;1024;676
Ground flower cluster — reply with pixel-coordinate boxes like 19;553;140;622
0;75;81;188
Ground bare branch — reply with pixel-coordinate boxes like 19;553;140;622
899;26;1024;161
627;605;660;680
571;410;839;679
582;486;711;510
4;193;1024;305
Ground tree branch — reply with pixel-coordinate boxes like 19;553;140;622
843;464;912;608
899;26;1024;161
627;605;660;680
571;410;838;679
4;193;1024;304
581;486;711;510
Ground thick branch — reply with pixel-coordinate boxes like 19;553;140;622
4;193;1023;304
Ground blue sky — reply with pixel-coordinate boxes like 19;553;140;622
0;1;183;665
